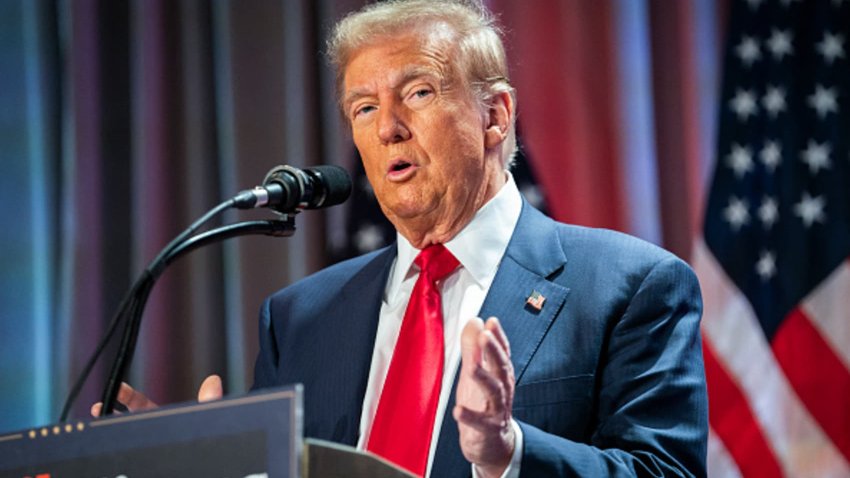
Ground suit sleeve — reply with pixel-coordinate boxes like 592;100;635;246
518;256;708;477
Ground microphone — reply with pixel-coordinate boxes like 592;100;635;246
234;164;352;213
75;165;349;419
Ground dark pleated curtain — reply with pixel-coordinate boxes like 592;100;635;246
0;0;358;426
1;0;725;431
65;0;354;417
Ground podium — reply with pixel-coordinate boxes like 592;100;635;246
0;385;415;478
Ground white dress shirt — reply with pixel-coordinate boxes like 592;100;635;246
356;173;524;477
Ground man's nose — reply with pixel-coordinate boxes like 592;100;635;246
377;105;411;144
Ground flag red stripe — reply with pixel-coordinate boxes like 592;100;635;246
802;260;850;371
703;339;784;478
772;308;850;463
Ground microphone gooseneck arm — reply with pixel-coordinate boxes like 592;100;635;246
100;214;297;417
59;164;351;421
97;197;238;416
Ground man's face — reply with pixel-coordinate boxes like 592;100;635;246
342;31;505;245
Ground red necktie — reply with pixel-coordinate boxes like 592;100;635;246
367;244;459;477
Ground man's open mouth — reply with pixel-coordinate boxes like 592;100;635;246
390;160;412;172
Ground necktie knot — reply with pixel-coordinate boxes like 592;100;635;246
415;244;460;283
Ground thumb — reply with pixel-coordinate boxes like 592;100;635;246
198;374;223;403
461;317;485;370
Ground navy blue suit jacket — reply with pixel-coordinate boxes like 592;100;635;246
253;202;708;477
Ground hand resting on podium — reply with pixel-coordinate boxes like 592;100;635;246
90;374;223;416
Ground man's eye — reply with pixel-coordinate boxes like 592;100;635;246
354;105;376;118
412;88;432;99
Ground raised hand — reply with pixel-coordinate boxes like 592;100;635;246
453;317;516;478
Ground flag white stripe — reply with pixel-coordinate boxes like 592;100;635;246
694;240;850;477
707;428;743;478
800;260;850;373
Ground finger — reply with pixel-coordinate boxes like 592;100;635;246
115;382;136;405
453;404;507;433
91;401;125;417
117;382;157;411
461;317;485;369
477;331;515;413
471;363;505;402
479;329;513;384
198;374;223;402
484;317;511;357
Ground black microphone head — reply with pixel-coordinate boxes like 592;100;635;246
306;165;352;208
258;164;352;212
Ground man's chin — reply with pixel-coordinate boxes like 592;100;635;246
382;200;440;228
377;189;431;216
384;204;429;222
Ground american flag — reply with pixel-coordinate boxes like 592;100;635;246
331;134;549;261
694;0;850;476
525;290;546;311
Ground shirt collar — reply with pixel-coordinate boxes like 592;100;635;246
386;173;523;302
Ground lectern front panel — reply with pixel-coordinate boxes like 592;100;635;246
0;385;302;478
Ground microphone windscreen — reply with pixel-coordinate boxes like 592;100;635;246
311;165;352;208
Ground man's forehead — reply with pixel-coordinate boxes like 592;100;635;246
346;63;444;92
342;41;454;100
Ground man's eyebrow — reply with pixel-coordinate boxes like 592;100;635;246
343;65;444;108
396;65;443;86
343;89;370;110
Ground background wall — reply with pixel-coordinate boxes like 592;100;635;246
0;0;726;439
3;1;849;476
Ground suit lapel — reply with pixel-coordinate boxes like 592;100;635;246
304;246;396;446
479;257;569;382
482;202;570;382
431;203;570;475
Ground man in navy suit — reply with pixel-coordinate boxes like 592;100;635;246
106;1;707;476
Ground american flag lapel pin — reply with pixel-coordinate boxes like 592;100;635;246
526;290;545;311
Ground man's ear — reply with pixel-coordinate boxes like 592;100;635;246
484;91;514;150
